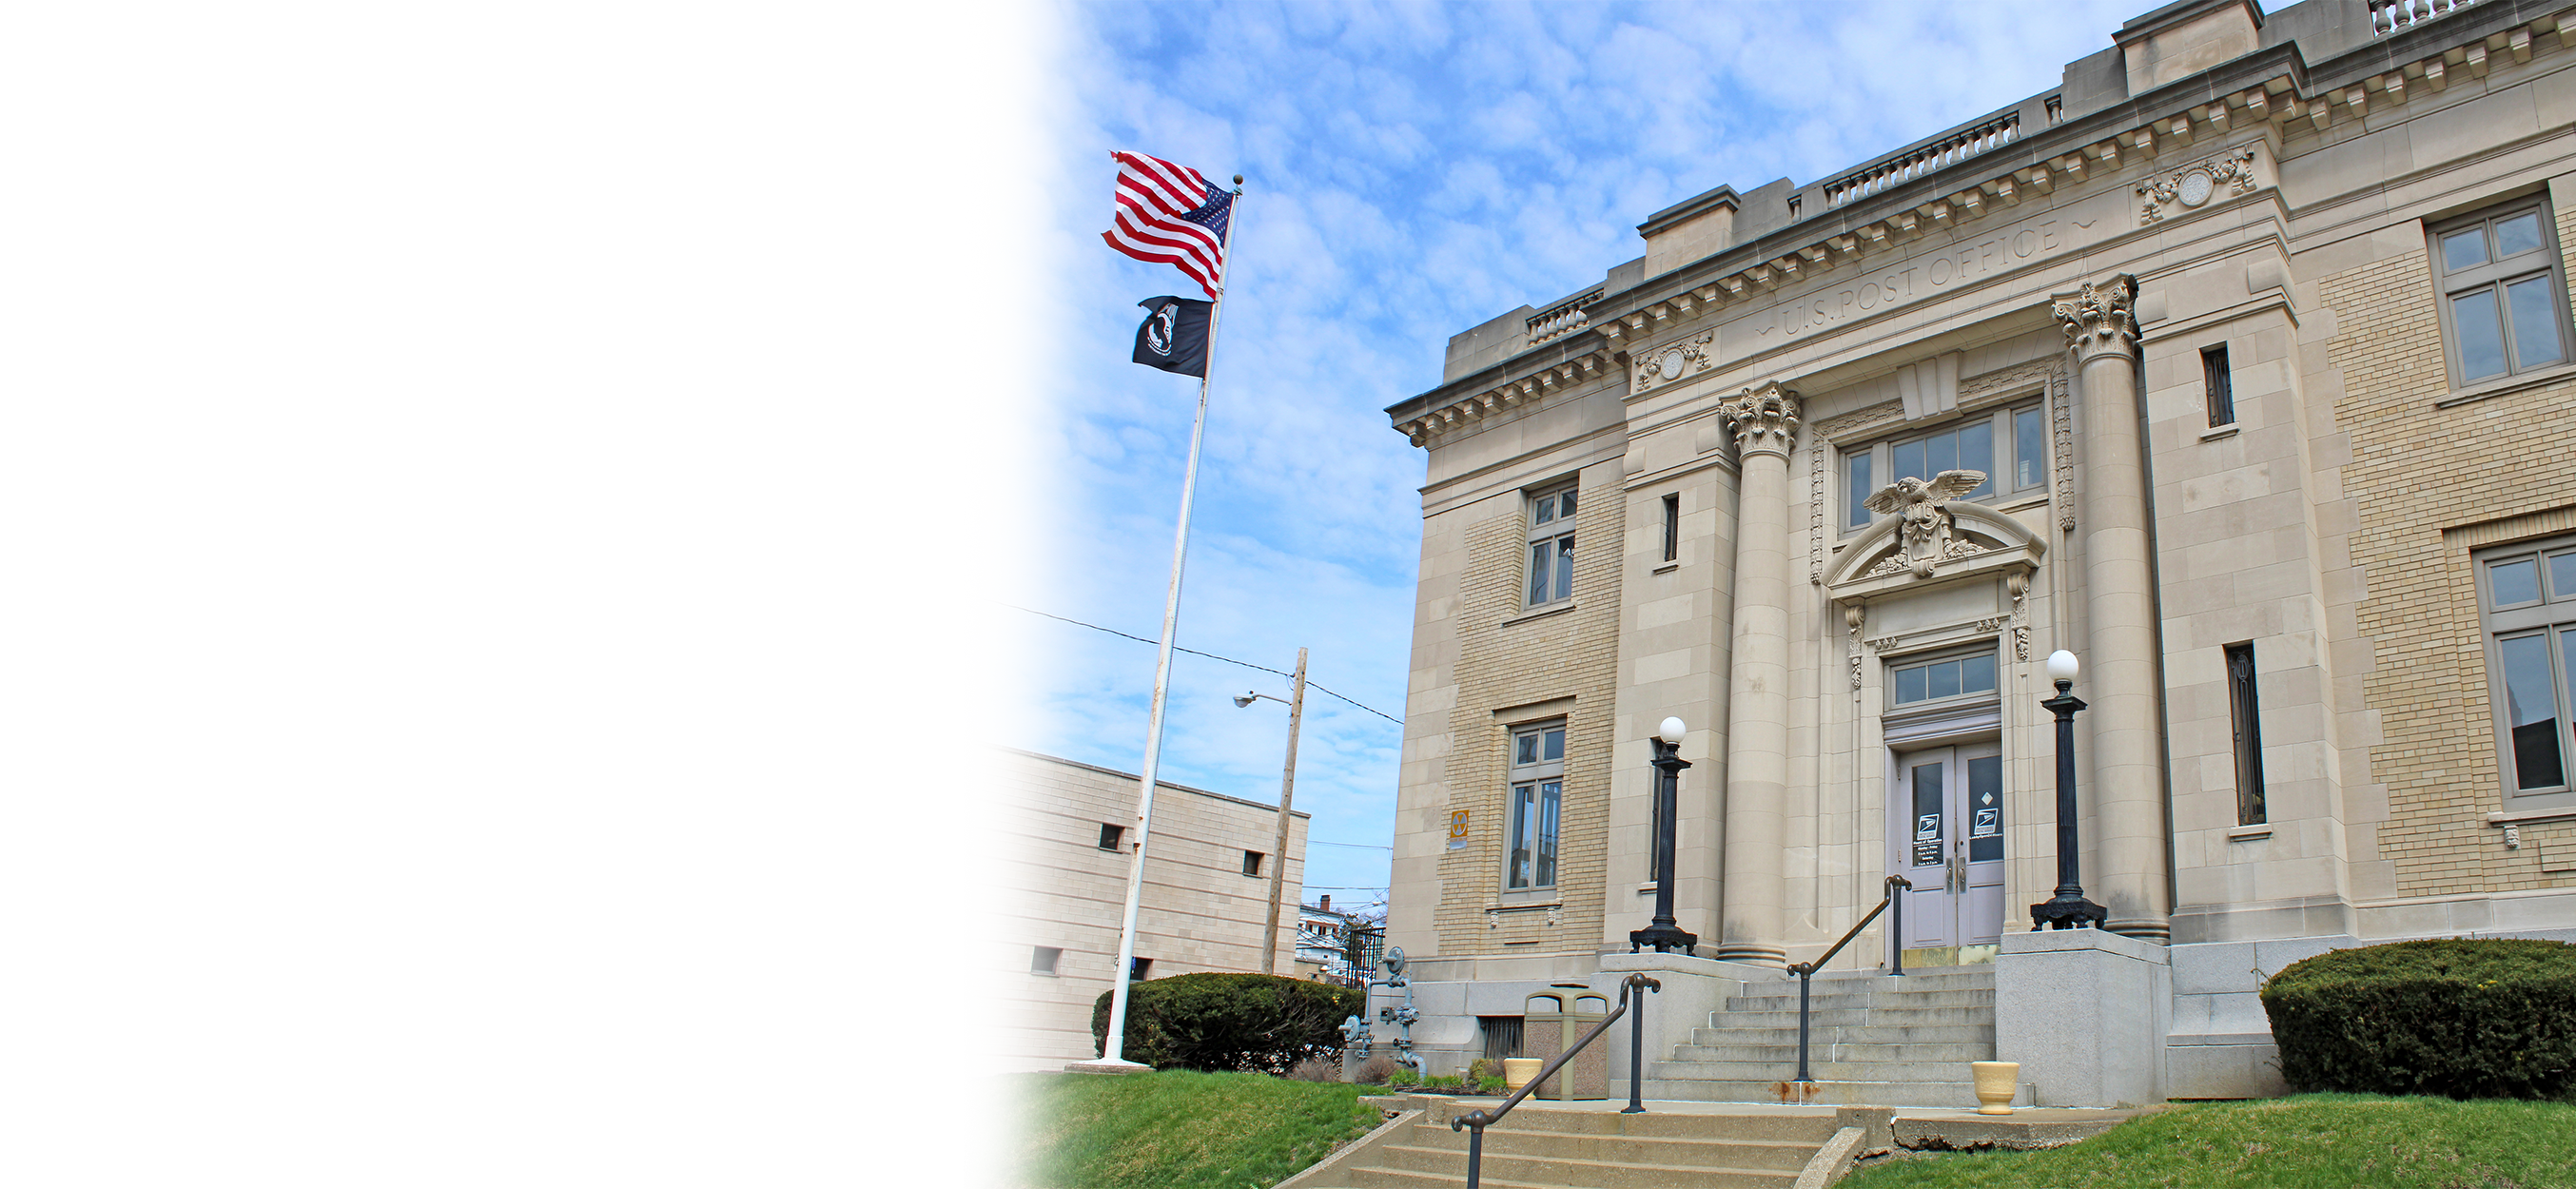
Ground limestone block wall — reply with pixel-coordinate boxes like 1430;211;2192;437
998;750;1306;1068
1602;415;1739;951
2142;266;2365;942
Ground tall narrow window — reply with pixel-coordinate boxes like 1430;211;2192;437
1660;494;1679;562
2432;200;2570;388
1506;722;1566;889
2226;642;2267;825
1844;447;1874;530
2203;344;2235;427
1526;485;1576;608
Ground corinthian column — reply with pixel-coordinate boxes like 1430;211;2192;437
1715;381;1799;966
2052;275;2171;944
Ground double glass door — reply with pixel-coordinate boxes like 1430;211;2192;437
1892;743;2005;950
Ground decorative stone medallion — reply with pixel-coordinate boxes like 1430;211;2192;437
2137;146;2257;224
1631;331;1714;395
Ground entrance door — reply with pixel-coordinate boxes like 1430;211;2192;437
1892;743;2005;951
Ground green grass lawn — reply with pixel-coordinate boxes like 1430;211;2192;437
1021;1070;1383;1189
1841;1094;2576;1189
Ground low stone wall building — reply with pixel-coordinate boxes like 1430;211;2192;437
1376;0;2576;1103
998;750;1307;1069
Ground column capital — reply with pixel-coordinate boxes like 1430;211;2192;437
2052;275;2138;364
1719;380;1801;459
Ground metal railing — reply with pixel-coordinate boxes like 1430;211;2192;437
1447;972;1659;1189
1784;874;1912;1084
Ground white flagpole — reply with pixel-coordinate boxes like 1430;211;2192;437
1077;172;1244;1073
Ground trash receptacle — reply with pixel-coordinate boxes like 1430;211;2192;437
1522;993;1610;1100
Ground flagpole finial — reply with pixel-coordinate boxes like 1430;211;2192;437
1233;174;1243;185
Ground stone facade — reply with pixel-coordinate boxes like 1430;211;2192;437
1378;0;2576;1099
998;750;1305;1069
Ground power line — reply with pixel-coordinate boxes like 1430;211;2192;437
1005;603;1404;726
1309;840;1392;850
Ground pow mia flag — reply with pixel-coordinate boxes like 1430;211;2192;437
1132;296;1213;378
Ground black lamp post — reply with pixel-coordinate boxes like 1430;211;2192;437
1630;716;1698;954
2031;649;2109;930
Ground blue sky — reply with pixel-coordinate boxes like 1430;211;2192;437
1014;0;2143;913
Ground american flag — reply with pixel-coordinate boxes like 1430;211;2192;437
1103;150;1233;300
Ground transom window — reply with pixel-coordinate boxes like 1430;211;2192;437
2432;200;2569;388
1506;722;1565;890
1844;402;2047;532
2480;536;2576;803
1889;647;2000;709
1526;485;1576;608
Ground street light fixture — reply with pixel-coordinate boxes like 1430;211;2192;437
2031;650;2108;930
1630;716;1697;955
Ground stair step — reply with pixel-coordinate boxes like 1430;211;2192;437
1425;1108;1844;1144
1689;1023;1995;1046
1714;1006;1995;1028
1639;1078;2036;1109
1671;1042;1994;1063
1401;1124;1821;1171
1726;988;1995;1011
1366;1144;1800;1189
1652;1059;2000;1082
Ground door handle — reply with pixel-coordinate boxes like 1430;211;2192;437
1950;838;1966;894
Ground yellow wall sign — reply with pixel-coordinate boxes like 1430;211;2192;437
1447;809;1471;848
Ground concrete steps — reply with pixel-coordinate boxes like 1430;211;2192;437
1647;965;2023;1107
1302;1101;1854;1189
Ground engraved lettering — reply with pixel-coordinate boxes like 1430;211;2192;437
2039;221;2060;251
2014;229;2038;258
1859;281;1882;310
1929;256;1953;285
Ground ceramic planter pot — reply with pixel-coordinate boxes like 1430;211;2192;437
1971;1061;2020;1115
1502;1058;1541;1092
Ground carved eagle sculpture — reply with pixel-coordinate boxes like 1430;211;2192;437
1865;470;1987;576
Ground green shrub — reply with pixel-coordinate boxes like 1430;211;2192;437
1090;972;1365;1075
1386;1067;1421;1088
1476;1076;1506;1095
2260;938;2576;1100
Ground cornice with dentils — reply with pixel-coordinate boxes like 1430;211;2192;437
1388;0;2576;448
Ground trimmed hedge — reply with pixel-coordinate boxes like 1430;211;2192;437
1091;973;1365;1074
2259;938;2576;1100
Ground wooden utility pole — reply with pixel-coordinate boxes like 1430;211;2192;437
1259;647;1308;974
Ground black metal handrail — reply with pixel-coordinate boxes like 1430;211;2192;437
1783;874;1912;1083
1447;972;1659;1189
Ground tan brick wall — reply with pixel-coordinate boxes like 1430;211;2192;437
1434;470;1624;954
999;750;1308;1067
2321;209;2576;900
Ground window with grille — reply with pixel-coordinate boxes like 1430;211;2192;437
2431;199;2570;389
1844;401;2047;532
1506;722;1565;889
1526;485;1576;608
2479;536;2576;809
